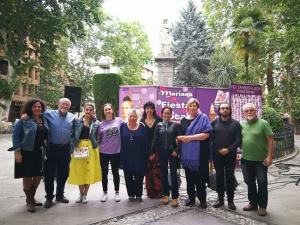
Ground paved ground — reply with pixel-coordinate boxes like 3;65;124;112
0;134;299;225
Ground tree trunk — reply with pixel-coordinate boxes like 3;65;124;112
244;53;249;81
266;59;274;91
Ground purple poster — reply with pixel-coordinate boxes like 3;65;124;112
119;86;157;121
194;88;230;121
156;86;194;121
230;84;262;121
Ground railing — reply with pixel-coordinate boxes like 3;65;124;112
273;119;295;160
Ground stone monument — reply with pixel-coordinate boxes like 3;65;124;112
155;19;176;86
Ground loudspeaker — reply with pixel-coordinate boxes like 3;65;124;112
64;86;82;112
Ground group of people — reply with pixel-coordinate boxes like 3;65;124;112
10;97;274;217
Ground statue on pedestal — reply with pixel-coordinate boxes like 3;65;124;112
159;19;173;57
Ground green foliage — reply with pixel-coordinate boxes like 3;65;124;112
101;20;152;85
229;7;268;80
208;48;240;87
0;80;16;100
291;97;300;122
93;73;122;119
262;105;283;134
0;0;104;106
172;0;214;87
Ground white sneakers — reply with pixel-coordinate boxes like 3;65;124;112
82;195;88;204
101;193;108;202
100;192;121;202
75;194;82;203
76;194;88;204
114;192;121;202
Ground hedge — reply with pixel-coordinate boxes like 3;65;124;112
262;105;283;134
93;73;122;120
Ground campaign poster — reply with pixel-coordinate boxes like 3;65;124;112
230;84;262;121
194;88;230;121
119;86;157;121
156;86;194;121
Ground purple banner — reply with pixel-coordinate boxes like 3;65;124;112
156;86;194;121
119;84;262;122
119;86;157;121
194;88;230;121
230;84;262;121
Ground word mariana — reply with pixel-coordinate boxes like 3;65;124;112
159;90;193;98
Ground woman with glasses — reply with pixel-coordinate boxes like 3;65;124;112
150;106;181;207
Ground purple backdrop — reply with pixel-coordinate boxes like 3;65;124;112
119;86;157;121
119;84;261;122
230;84;262;121
194;88;230;121
156;86;194;121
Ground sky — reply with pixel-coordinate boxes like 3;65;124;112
102;0;203;56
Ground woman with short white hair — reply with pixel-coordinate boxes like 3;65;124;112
120;109;148;202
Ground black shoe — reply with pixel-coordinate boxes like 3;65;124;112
56;196;69;203
200;201;207;209
228;201;236;210
43;199;52;208
213;199;224;208
128;196;135;202
136;197;143;202
184;198;195;207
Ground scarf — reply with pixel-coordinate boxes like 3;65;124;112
181;113;212;171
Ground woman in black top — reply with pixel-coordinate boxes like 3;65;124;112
140;102;162;198
150;106;181;207
10;98;48;212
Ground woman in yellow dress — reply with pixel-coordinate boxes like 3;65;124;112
68;102;101;203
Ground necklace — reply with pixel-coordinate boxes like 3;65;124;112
145;117;155;128
127;123;139;142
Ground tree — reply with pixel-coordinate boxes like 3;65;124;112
0;0;104;108
229;7;267;81
172;0;214;87
208;47;240;87
101;20;152;85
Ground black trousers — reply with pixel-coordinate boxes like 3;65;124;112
123;170;144;198
185;168;207;202
44;145;70;200
100;153;120;192
213;152;237;202
159;149;179;199
241;159;268;208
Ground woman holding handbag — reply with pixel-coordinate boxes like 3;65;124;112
68;102;101;203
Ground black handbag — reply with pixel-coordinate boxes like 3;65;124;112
208;170;238;191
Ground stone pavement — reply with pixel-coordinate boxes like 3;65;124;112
0;134;299;225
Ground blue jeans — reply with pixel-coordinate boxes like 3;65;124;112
159;149;179;199
241;158;268;208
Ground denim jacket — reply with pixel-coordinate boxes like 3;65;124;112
9;118;49;151
74;117;99;150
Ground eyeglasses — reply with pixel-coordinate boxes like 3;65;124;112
244;109;256;113
220;107;229;110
